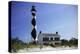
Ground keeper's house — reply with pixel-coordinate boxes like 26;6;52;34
37;32;61;46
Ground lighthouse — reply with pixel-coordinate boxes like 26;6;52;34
31;6;37;44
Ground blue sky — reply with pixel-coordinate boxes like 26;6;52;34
11;1;78;43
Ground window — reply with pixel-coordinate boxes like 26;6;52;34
43;37;49;41
50;37;53;41
54;37;60;41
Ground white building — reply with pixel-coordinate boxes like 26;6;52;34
37;32;61;46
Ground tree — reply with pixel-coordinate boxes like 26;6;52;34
61;39;69;46
69;38;78;47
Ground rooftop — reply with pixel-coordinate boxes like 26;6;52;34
39;33;60;36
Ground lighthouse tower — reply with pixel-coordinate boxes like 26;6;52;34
31;6;37;43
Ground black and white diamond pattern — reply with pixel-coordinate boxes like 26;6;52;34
31;6;37;41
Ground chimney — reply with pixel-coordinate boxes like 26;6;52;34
39;31;42;34
56;32;58;34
